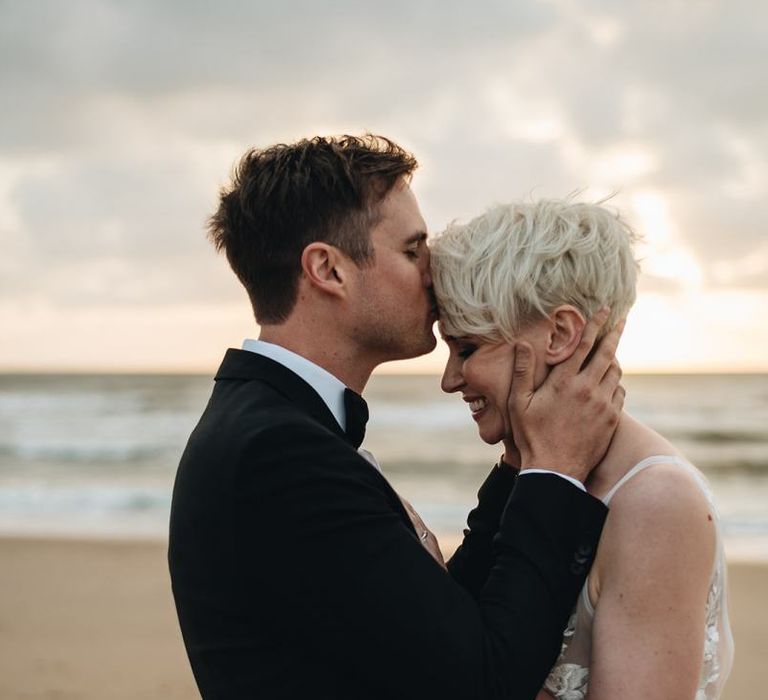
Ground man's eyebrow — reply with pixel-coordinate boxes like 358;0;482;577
404;231;428;245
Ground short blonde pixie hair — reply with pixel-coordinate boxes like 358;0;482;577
430;199;641;342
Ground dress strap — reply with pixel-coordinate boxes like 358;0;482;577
602;455;686;505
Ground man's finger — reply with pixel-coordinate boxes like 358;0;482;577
561;306;610;376
599;360;622;391
584;317;626;382
509;342;535;411
611;382;626;415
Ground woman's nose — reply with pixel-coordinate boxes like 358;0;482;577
440;355;463;394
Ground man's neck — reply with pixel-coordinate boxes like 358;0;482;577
258;325;376;394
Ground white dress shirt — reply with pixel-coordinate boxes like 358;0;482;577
242;339;348;430
241;338;583;490
242;339;383;472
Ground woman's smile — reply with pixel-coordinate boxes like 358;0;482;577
465;396;488;419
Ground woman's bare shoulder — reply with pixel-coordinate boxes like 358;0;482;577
599;461;716;581
610;459;710;515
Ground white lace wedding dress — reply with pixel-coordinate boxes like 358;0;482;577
542;456;734;700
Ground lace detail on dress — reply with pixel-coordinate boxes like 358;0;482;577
543;613;589;699
544;663;588;700
697;532;726;697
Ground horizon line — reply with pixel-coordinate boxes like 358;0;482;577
1;367;767;377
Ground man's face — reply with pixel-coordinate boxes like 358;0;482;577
351;181;437;363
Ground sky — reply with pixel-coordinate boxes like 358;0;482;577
1;0;766;373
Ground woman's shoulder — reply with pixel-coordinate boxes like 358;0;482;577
600;414;714;513
607;457;712;520
598;458;717;579
589;417;719;586
587;457;717;613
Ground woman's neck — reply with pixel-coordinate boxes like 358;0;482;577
584;412;677;501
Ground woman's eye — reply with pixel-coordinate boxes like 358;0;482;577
405;249;419;259
458;346;476;359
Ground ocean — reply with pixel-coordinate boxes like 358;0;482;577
2;372;767;559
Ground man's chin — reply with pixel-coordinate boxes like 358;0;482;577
379;331;437;364
411;329;438;357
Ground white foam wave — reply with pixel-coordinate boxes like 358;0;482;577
0;483;171;514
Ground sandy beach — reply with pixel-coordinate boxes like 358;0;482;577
0;536;761;699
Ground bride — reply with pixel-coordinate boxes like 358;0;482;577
429;199;733;699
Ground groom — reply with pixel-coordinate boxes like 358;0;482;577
169;135;621;699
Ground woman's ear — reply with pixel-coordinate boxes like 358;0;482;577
544;305;586;365
300;243;350;299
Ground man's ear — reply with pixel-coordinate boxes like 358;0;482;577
544;305;586;365
300;242;351;299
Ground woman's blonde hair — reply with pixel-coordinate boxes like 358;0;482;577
430;199;641;342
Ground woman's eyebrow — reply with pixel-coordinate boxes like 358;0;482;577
440;333;468;342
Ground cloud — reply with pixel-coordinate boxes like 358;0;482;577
1;0;766;356
1;148;244;305
0;1;554;134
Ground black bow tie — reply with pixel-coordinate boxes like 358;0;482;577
343;388;369;449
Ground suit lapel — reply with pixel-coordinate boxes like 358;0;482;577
214;349;347;442
214;349;418;538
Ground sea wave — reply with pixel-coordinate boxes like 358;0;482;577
0;483;171;514
673;429;768;445
0;442;168;464
1;373;766;541
369;403;468;429
0;390;143;414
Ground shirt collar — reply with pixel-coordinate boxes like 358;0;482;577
241;339;347;431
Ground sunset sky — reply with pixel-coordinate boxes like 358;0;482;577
1;0;766;373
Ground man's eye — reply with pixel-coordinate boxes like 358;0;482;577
405;249;419;259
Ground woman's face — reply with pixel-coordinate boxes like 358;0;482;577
440;325;549;445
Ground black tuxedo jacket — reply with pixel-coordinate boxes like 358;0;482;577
169;349;607;700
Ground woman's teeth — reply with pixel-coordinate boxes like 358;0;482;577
469;398;487;413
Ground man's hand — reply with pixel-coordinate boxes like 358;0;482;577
397;495;447;570
507;307;625;484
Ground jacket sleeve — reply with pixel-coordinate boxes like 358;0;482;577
447;462;519;598
238;423;607;700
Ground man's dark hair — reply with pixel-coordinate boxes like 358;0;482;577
208;134;418;323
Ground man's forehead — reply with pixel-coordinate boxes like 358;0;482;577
376;182;426;227
371;213;427;245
